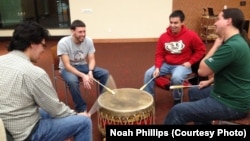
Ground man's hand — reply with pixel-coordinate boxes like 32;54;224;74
182;62;191;68
88;70;94;84
212;37;224;50
81;73;91;89
153;68;160;78
198;80;212;89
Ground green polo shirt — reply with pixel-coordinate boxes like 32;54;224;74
205;34;250;112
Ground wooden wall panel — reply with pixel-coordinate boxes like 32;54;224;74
173;0;250;37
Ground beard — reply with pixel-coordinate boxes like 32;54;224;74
74;35;85;43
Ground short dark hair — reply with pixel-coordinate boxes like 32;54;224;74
8;21;49;51
70;20;86;30
169;10;185;22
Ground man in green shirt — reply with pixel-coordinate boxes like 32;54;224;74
164;8;250;124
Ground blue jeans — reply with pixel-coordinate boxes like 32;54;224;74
30;109;92;141
144;62;192;100
163;86;247;124
61;64;109;112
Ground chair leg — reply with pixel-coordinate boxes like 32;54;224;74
180;88;184;103
170;89;183;101
63;82;69;105
96;81;100;96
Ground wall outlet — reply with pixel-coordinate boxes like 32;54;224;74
81;9;93;14
240;1;246;6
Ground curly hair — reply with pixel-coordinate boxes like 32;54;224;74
8;21;49;51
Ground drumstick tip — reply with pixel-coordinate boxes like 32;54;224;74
139;85;146;91
107;88;115;94
169;86;175;89
169;85;183;89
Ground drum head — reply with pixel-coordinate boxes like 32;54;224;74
98;88;153;113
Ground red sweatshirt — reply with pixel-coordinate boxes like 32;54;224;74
155;25;206;68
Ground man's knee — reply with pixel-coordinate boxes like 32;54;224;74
79;116;92;129
188;87;200;101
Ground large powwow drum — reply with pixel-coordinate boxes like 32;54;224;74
97;88;155;136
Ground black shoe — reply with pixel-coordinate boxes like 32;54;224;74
173;100;181;105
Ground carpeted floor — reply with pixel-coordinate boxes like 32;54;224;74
0;39;212;141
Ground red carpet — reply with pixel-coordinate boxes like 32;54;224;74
0;40;212;141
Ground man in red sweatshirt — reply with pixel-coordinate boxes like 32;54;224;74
143;10;206;105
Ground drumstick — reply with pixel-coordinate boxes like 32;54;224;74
139;77;156;91
91;78;116;94
169;85;199;89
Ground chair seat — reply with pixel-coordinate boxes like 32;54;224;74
154;72;199;104
55;71;83;83
155;72;197;90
